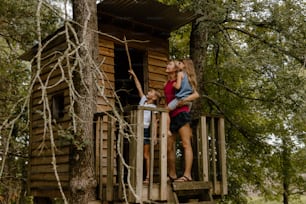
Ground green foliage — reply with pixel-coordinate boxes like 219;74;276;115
0;0;63;202
167;0;305;203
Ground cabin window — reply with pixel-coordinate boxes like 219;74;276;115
51;93;65;120
114;45;146;108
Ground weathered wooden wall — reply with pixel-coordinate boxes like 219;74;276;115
29;26;169;198
29;33;71;198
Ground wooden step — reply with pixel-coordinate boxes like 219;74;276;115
172;181;214;204
172;181;212;196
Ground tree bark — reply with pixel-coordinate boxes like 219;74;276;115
282;140;290;204
190;20;209;118
70;0;98;203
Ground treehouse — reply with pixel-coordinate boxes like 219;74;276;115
21;0;227;203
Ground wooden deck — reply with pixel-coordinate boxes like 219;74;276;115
94;107;227;203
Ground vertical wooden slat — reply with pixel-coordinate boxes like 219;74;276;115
159;111;167;201
118;113;124;200
210;117;217;194
106;116;114;201
199;116;209;182
94;116;101;199
196;118;202;180
218;117;227;195
99;117;103;200
135;109;144;203
129;110;136;203
148;111;156;200
95;117;99;182
128;109;144;203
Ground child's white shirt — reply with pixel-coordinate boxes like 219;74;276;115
139;96;156;128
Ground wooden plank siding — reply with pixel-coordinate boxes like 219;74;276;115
29;33;72;198
29;25;171;200
147;50;168;105
97;37;116;113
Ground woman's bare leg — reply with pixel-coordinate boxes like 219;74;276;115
167;134;177;179
178;123;193;180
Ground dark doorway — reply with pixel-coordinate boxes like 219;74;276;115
114;45;145;108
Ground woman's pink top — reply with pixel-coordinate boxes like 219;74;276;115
164;79;189;117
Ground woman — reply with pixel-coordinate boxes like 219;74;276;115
164;59;199;182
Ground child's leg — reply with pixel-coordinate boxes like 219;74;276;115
168;98;179;111
167;113;172;136
143;144;150;181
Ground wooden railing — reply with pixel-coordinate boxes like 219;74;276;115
94;106;168;203
195;116;227;196
94;110;227;203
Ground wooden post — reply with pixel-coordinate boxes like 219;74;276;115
99;117;103;200
135;109;144;203
106;116;115;201
148;112;156;200
218;117;227;195
129;110;136;202
210;118;217;194
94;116;103;200
118;113;124;200
129;109;143;203
159;111;168;201
198;116;209;182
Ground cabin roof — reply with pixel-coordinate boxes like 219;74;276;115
21;0;196;61
97;0;196;33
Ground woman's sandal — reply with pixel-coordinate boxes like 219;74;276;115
175;175;192;182
167;174;177;182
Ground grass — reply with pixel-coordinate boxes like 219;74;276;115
248;195;306;204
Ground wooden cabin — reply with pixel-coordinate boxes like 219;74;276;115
21;0;227;203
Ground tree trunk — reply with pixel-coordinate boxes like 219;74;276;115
70;0;98;203
282;140;290;204
190;20;209;118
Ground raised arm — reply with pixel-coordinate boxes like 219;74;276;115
129;69;144;97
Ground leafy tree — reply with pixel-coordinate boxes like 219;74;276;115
164;0;305;203
0;0;62;202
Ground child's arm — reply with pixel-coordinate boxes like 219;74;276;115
129;69;144;97
173;71;184;90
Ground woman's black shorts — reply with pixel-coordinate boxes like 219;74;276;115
170;111;191;133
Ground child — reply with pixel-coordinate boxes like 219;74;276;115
166;59;198;135
129;69;160;184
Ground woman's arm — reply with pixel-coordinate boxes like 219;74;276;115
177;90;200;106
129;69;144;97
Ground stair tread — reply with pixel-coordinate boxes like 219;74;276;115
172;181;212;191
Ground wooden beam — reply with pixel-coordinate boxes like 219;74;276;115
99;116;104;200
135;109;144;203
159;111;168;201
106;116;115;201
218;117;227;195
210;118;217;194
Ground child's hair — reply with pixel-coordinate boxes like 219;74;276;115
174;60;184;71
153;89;161;106
182;59;197;91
